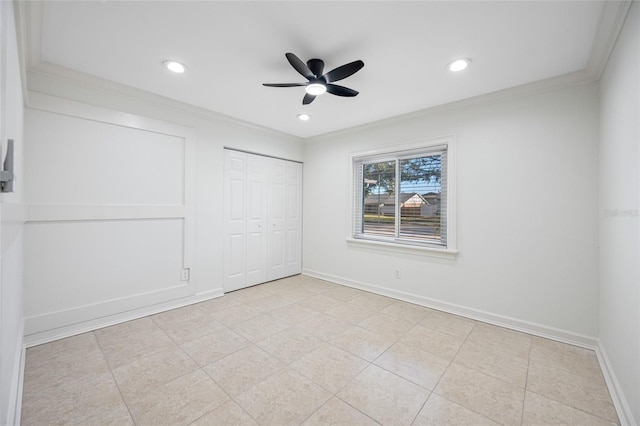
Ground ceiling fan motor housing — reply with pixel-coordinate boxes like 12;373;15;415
262;53;364;105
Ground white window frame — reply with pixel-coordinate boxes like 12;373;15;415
347;136;458;259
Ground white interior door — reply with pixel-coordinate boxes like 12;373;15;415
285;161;302;276
224;149;302;291
267;158;286;281
245;154;267;286
223;150;247;292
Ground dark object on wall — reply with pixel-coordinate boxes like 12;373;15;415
0;139;15;193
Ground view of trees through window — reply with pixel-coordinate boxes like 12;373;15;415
362;154;444;243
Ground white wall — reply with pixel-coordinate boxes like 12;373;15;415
0;2;25;425
23;74;303;344
303;83;600;343
598;2;639;424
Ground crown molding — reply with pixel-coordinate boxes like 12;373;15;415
307;69;597;143
308;1;633;143
586;0;633;80
15;0;633;144
11;1;34;104
26;62;301;142
13;0;300;141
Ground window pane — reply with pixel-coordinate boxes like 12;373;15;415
362;160;396;237
399;155;444;243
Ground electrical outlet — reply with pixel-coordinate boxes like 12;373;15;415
394;268;401;279
181;268;190;281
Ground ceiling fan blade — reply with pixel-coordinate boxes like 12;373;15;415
263;83;307;87
286;53;314;80
307;58;324;78
302;93;316;105
326;84;359;97
323;60;364;83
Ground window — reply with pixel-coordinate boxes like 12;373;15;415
352;138;455;252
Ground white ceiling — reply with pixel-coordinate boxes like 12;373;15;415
23;1;625;138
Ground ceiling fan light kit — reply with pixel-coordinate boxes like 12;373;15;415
263;52;364;105
305;83;327;96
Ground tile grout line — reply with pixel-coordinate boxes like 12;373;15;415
525;341;620;424
92;330;138;425
421;320;508;425
328;303;430;425
294;295;408;425
196;350;262;426
520;334;534;425
22;276;620;425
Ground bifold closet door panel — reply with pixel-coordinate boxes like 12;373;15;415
245;154;268;286
285;161;302;276
223;150;248;292
267;158;287;281
224;149;302;292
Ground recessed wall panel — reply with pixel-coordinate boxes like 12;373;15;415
24;219;184;317
26;109;185;206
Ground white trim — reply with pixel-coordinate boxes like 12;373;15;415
23;280;197;336
308;269;635;423
222;146;303;165
15;0;631;142
11;0;31;105
309;71;596;143
346;237;458;260
27;92;196;138
23;289;224;348
302;269;598;349
24;95;201;335
586;0;633;80
348;135;457;252
348;135;454;162
5;321;24;426
596;341;638;426
25;62;299;141
27;205;188;222
14;0;42;71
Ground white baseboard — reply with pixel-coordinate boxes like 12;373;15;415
596;341;638;426
5;321;25;426
23;289;224;348
303;269;640;423
302;268;599;349
19;270;634;426
24;282;198;337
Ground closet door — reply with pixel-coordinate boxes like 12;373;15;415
245;154;268;286
285;161;302;276
223;150;247;292
267;158;286;281
224;149;302;291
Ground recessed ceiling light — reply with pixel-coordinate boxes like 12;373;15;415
448;59;470;72
163;60;187;73
305;83;327;96
297;113;311;121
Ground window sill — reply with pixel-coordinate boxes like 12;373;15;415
346;237;459;260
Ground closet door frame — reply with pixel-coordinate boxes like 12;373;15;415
223;148;302;292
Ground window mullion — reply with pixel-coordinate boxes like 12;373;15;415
394;159;400;238
355;162;364;235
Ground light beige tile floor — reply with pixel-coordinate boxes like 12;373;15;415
21;275;620;425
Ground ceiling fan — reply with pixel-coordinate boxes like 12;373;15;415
263;53;364;105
